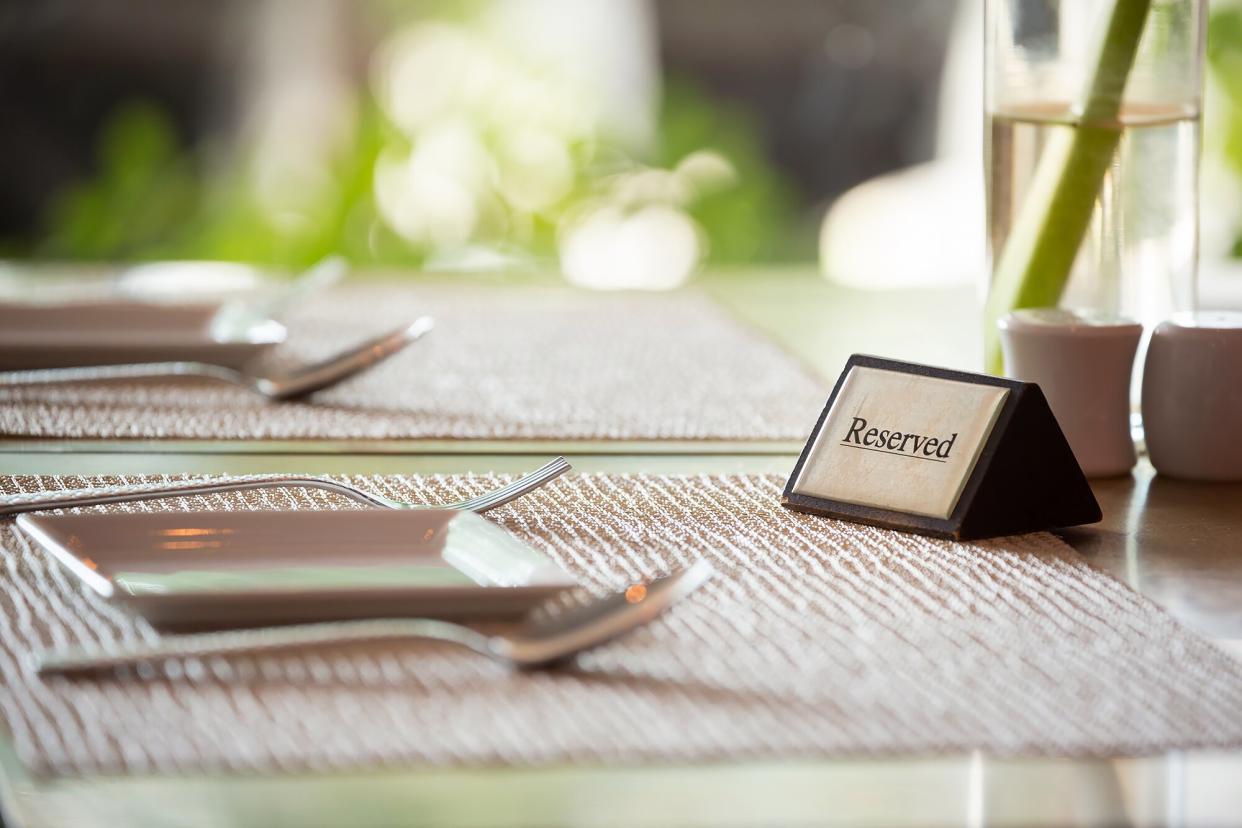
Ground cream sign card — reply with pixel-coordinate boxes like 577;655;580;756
791;366;1008;518
781;355;1101;540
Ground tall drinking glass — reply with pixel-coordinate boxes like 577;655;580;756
984;0;1207;380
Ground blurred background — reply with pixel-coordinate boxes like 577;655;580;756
1;0;1240;293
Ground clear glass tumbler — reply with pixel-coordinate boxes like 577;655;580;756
983;0;1207;376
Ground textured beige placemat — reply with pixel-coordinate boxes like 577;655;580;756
1;473;1240;778
0;285;829;441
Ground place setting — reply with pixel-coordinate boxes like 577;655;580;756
0;257;437;402
3;351;1242;781
0;261;830;443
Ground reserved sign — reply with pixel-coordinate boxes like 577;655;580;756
841;416;960;460
790;366;1007;519
782;356;1099;539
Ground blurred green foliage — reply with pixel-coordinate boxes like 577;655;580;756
37;103;197;261
657;80;805;263
23;77;801;272
34;99;413;270
28;5;1241;270
1208;3;1242;257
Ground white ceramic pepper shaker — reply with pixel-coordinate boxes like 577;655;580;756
1141;311;1242;482
998;309;1142;478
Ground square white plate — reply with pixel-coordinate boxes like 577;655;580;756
0;300;285;370
17;509;577;628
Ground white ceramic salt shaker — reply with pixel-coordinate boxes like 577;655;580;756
998;309;1142;478
1141;311;1242;482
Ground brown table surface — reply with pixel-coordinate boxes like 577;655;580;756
1;268;1239;828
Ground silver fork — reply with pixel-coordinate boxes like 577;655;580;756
35;561;714;676
0;316;434;401
0;457;571;517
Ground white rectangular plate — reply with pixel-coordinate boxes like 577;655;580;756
17;509;577;628
0;301;284;370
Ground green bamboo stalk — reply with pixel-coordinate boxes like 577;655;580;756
984;0;1153;374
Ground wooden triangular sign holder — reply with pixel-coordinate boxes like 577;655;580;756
954;381;1101;539
781;355;1101;540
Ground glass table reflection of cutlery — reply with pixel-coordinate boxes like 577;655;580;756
124;255;350;330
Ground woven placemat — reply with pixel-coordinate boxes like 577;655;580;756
1;472;1240;778
0;285;828;441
